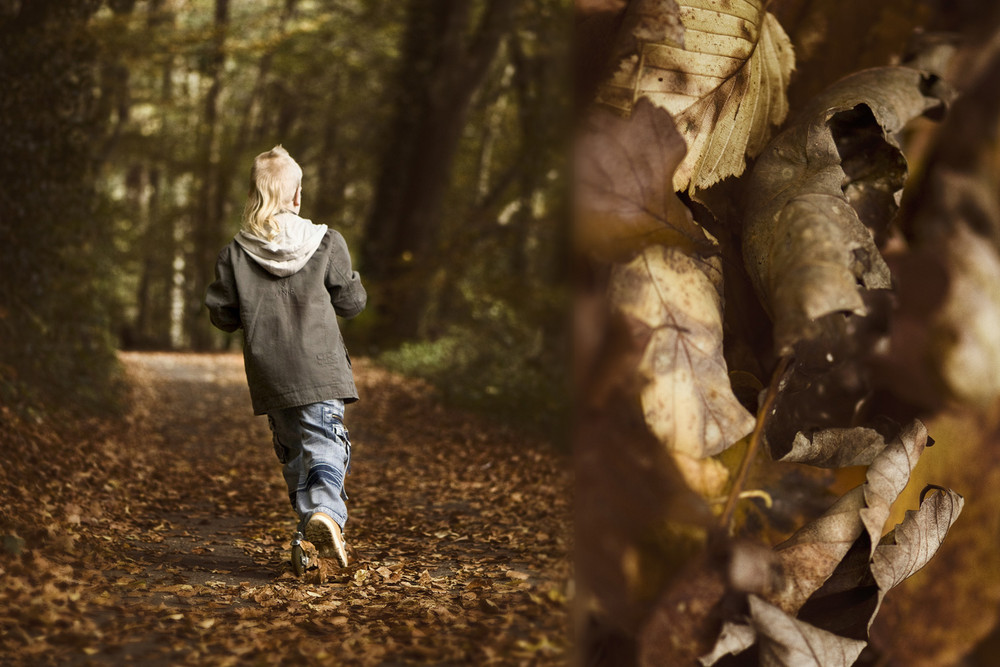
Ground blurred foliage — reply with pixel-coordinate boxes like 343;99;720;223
380;280;569;438
0;0;124;415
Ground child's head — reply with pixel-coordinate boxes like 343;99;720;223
241;145;303;240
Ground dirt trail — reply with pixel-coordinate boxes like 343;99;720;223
0;352;572;665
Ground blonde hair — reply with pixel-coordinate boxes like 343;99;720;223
241;145;303;240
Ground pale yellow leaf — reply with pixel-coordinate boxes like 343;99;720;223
609;245;756;460
673;451;729;498
597;0;794;192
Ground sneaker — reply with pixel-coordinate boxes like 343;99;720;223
305;512;348;567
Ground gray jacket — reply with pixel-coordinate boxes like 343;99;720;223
205;215;366;414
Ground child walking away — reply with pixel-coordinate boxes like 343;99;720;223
205;145;366;571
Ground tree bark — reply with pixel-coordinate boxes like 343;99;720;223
188;0;231;350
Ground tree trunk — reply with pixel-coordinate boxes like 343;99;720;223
188;0;230;350
362;0;518;343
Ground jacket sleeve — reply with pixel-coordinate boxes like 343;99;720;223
325;231;367;319
205;245;243;332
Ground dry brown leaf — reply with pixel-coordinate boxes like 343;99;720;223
701;596;868;666
766;421;928;615
857;421;929;558
609;245;756;464
742;66;947;355
575;100;714;260
597;0;794;192
867;410;998;666
698;621;757;665
867;487;964;628
750;595;868;667
790;484;964;642
781;426;888;468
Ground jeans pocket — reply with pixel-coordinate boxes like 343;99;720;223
322;407;352;496
268;415;292;464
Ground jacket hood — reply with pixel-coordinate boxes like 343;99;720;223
235;212;328;277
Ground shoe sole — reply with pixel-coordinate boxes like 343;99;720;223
305;515;349;568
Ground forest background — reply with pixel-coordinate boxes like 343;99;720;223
0;0;571;434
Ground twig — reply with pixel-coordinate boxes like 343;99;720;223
718;355;793;534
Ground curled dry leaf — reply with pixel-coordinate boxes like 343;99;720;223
700;489;964;667
701;484;963;667
609;245;756;484
597;0;794;192
857;420;929;558
781;426;888;468
575;99;714;261
868;486;965;627
793;484;965;641
766;421;928;615
742;66;947;355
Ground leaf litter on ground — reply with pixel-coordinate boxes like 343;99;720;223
0;352;572;665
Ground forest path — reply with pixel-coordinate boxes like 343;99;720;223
2;353;571;665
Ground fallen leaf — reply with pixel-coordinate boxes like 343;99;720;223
867;486;964;628
698;621;757;666
609;245;756;463
742;66;947;356
857;420;929;557
597;0;795;192
765;421;928;615
575;100;713;260
780;426;888;468
750;595;868;667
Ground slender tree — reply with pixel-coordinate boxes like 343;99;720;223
188;0;231;350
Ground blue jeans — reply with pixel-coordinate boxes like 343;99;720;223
267;399;351;532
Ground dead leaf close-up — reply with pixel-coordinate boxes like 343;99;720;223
597;0;795;192
575;2;994;666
